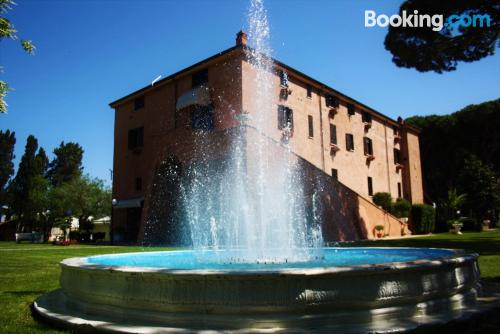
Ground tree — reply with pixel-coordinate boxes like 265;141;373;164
0;129;15;206
458;154;500;222
47;142;84;186
373;192;392;212
50;175;111;239
385;0;499;73
1;0;35;113
9;135;48;232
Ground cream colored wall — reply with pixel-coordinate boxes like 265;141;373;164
241;59;404;201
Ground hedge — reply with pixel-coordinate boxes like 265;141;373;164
411;204;436;234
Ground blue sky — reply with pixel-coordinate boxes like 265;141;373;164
1;0;499;184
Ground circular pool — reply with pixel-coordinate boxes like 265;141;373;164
34;248;481;333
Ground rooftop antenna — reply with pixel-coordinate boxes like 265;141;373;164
151;75;162;86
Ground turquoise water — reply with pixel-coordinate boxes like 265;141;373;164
85;248;456;270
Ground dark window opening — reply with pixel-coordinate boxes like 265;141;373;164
306;85;312;98
128;127;144;150
394;148;401;164
393;125;400;135
277;105;293;130
368;177;373;196
135;177;142;191
279;70;289;87
192;69;208;88
308;115;314;138
330;124;337;145
347;103;355;116
397;182;402;198
134;96;145;111
326;94;340;108
363;137;373;156
191;105;214;130
346;133;354;151
362;112;372;123
331;169;338;180
279;88;288;100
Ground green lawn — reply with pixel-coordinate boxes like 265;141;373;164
0;230;499;333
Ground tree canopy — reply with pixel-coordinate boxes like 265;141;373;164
406;98;500;227
0;129;15;204
385;0;499;73
47;142;84;186
0;0;35;113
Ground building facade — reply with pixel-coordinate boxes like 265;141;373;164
109;31;424;244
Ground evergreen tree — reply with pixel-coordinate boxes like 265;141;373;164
0;129;15;206
47;142;84;186
385;0;499;73
9;135;48;232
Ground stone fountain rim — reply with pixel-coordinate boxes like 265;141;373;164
60;247;478;276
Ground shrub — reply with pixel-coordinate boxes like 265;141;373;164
93;232;106;241
392;198;411;218
68;230;80;241
373;192;392;212
410;204;436;234
459;217;479;231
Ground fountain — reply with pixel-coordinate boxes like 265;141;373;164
33;0;483;332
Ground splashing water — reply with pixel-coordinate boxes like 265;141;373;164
180;0;323;263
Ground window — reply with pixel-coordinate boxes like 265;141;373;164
363;137;373;156
192;105;214;130
325;94;339;108
277;105;293;130
135;177;142;191
330;124;337;145
279;70;289;87
347;103;355;116
279;88;289;100
331;168;338;180
394;148;401;164
128;127;144;150
397;182;402;198
306;85;312;98
192;69;208;87
308;115;314;138
362;112;372;123
134;96;144;111
393;125;400;135
345;133;354;151
368;177;373;196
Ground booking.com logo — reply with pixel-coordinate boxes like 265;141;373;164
365;10;492;31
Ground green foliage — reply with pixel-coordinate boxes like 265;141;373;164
385;0;499;73
458;155;500;222
47;142;84;186
392;198;411;218
0;129;15;204
0;0;35;114
8;135;49;232
49;174;111;235
373;192;392;212
410;204;436;234
406;99;500;227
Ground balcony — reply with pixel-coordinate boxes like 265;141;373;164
363;122;372;131
330;143;340;155
366;154;375;162
328;108;338;119
394;134;402;142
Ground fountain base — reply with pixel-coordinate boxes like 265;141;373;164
32;248;492;333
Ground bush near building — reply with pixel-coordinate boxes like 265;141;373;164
411;204;436;234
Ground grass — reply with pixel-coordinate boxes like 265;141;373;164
0;230;499;333
0;243;175;333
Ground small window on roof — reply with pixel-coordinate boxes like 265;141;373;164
306;85;312;98
192;69;208;88
326;94;339;108
134;96;145;111
347;103;355;116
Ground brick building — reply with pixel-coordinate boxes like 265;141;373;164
109;31;423;244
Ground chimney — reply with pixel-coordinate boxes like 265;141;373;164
236;30;247;46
